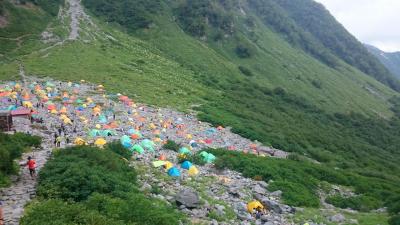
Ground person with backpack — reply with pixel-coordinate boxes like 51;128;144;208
0;201;4;225
26;156;36;179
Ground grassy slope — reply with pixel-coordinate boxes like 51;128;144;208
137;12;395;117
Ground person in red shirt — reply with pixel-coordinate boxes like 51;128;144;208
26;156;36;179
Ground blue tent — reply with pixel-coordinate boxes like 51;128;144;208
168;167;181;177
98;115;108;124
181;161;192;170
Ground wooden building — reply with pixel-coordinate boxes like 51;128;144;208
0;110;12;131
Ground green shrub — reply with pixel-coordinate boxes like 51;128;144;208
179;152;206;166
238;66;254;77
389;215;400;225
326;194;382;212
163;140;181;152
37;146;137;201
21;199;123;225
24;146;185;225
106;142;131;159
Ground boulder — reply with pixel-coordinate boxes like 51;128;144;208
329;214;345;223
261;198;295;214
175;189;201;209
253;185;266;195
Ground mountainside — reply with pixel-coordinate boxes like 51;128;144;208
1;0;400;224
366;44;400;80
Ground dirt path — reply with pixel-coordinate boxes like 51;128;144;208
67;0;83;40
0;117;53;225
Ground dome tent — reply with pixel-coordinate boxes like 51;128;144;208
181;161;192;170
168;167;181;177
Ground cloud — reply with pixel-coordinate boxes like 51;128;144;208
316;0;400;52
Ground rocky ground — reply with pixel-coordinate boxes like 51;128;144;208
0;76;295;225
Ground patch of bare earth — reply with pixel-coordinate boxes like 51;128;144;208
0;15;8;28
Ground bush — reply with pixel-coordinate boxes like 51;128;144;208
22;146;185;225
326;194;382;212
180;152;206;166
163;140;181;152
106;142;131;159
235;44;252;58
21;199;122;225
389;215;400;225
37;146;137;201
238;66;254;77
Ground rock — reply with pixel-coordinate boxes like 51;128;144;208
260;215;269;222
349;219;358;224
258;181;269;188
175;189;200;209
215;204;225;216
140;182;151;191
262;199;283;214
211;219;219;225
237;211;253;221
270;190;282;197
263;222;274;225
253;185;266;195
329;214;345;222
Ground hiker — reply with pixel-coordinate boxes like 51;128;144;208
26;156;36;179
255;206;263;219
58;127;62;136
56;136;62;147
0;201;3;225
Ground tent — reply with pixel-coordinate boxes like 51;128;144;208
63;118;73;125
152;160;167;167
188;166;199;176
181;161;192;170
167;167;181;177
89;129;102;137
199;151;216;163
140;139;155;151
74;138;86;146
22;101;33;108
60;107;67;114
164;161;173;170
100;130;114;137
247;200;264;213
131;144;144;154
159;154;166;161
98;115;108;124
179;147;191;155
94;138;107;148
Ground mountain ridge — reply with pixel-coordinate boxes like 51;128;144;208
366;44;400;80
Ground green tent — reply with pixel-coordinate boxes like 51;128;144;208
179;147;191;155
131;144;144;154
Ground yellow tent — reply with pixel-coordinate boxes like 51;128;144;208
186;134;193;139
247;200;264;213
93;106;101;115
74;138;86;146
60;114;68;120
50;109;58;114
94;138;107;148
95;124;101;129
63;118;73;125
164;161;173;170
188;166;199;176
14;83;21;90
60;107;67;114
22;101;33;108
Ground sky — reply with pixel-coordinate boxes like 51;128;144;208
316;0;400;52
